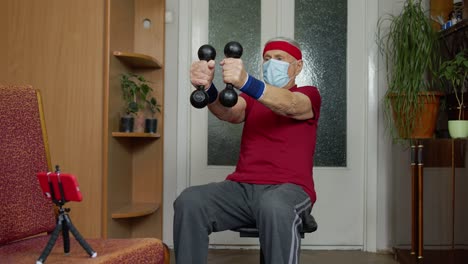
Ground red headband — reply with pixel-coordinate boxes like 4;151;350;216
263;41;302;60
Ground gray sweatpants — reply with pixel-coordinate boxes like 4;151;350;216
173;180;312;264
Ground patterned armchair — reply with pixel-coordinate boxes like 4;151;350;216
0;85;169;263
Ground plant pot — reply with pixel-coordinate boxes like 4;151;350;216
448;120;468;138
389;92;443;139
145;118;158;133
119;116;134;132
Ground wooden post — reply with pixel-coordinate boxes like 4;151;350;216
411;144;417;255
417;142;424;259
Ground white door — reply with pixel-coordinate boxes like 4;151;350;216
181;0;372;249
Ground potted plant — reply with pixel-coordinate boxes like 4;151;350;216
377;0;443;142
439;50;468;138
144;95;161;133
119;73;153;132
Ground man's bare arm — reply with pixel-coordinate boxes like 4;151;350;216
258;85;313;120
208;96;246;124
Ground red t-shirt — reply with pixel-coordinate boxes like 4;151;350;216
226;85;321;204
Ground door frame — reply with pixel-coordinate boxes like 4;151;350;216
176;0;380;251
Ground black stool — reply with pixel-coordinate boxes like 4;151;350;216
231;215;317;264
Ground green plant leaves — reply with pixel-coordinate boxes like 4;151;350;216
439;50;468;120
120;73;159;116
377;0;441;142
127;101;139;114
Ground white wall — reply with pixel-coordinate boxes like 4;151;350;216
376;0;407;253
162;0;179;247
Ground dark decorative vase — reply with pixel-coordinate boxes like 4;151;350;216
119;116;134;132
145;118;157;133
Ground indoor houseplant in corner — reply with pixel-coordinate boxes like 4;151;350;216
377;0;443;143
439;50;468;138
144;94;161;133
119;73;153;132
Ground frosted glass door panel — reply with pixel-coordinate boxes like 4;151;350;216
295;0;347;167
207;0;261;165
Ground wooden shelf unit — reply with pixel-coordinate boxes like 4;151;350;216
113;51;162;69
398;139;468;263
112;132;161;138
103;0;165;239
111;202;160;219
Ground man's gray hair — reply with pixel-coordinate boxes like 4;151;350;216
265;37;301;51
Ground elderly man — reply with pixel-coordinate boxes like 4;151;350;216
174;37;321;264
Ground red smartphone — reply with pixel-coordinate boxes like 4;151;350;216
37;172;83;202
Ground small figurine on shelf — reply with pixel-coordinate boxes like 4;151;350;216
119;73;153;132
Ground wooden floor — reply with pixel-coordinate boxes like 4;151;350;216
170;249;399;263
394;248;468;264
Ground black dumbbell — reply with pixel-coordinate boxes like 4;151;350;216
219;41;243;107
190;44;217;109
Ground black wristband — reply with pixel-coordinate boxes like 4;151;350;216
207;83;218;104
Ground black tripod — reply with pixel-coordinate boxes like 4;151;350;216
36;166;97;264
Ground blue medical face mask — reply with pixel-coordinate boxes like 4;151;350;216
263;59;291;88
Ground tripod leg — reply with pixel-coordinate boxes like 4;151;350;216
62;217;70;254
63;214;97;258
36;216;63;264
